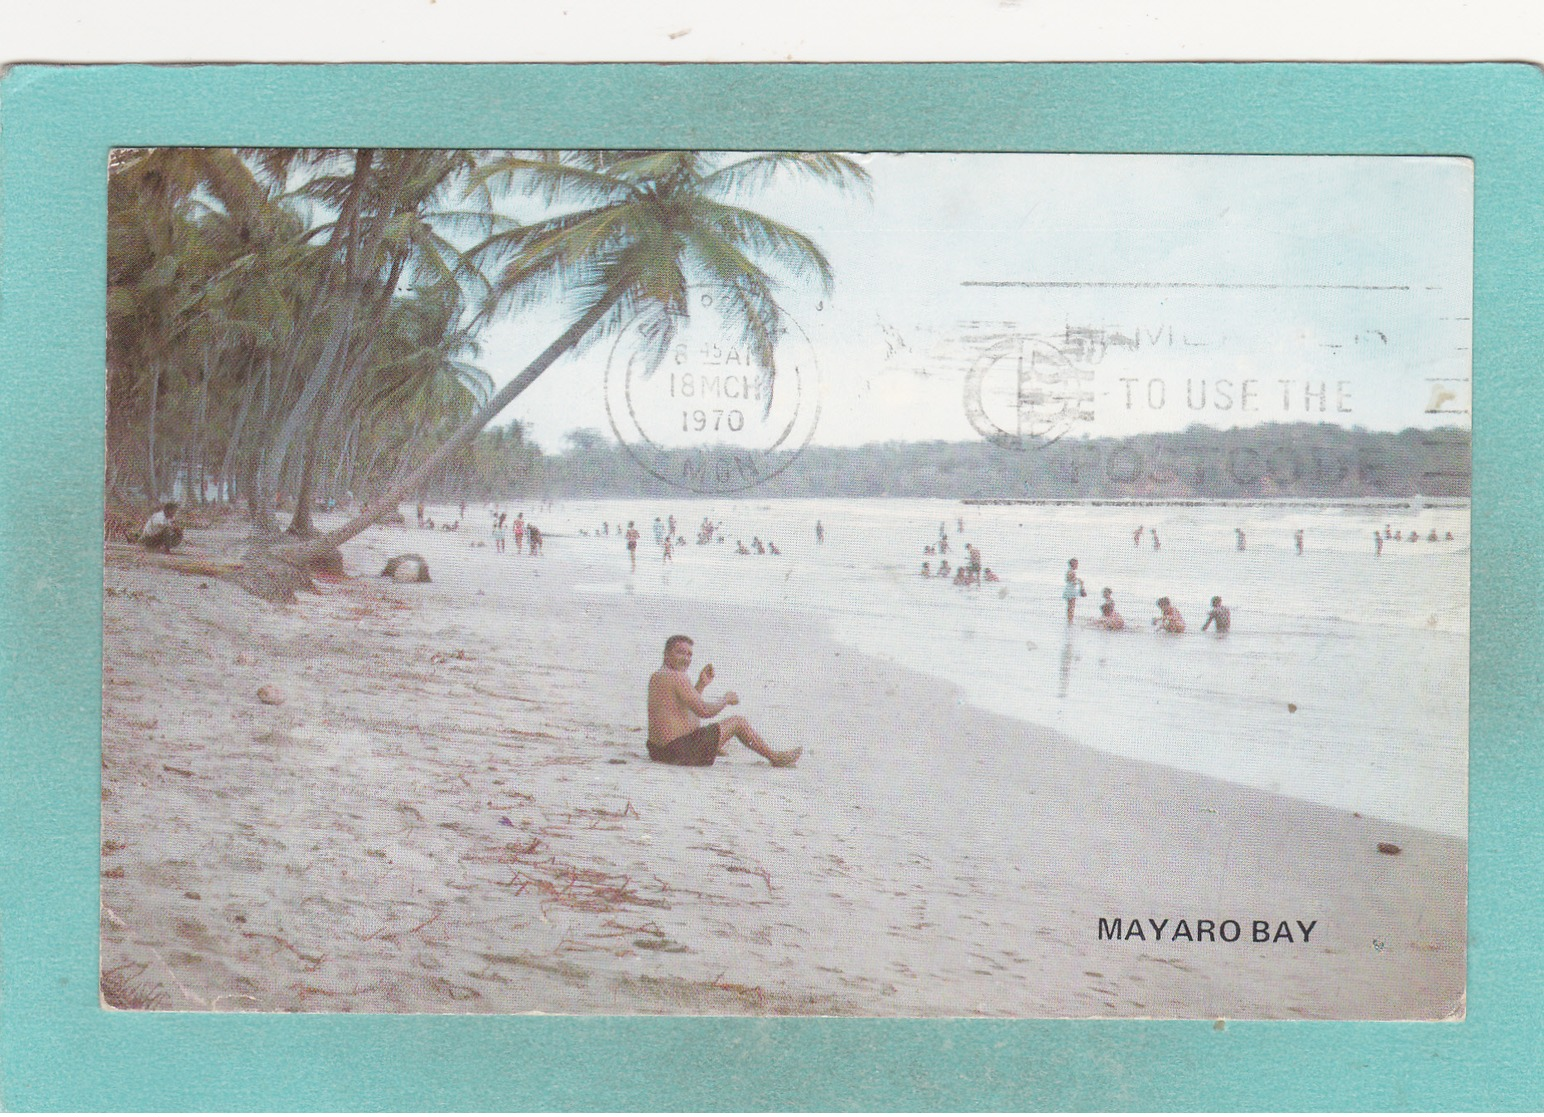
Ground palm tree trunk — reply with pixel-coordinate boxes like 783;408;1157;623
274;291;619;564
287;299;388;539
358;439;388;501
258;150;376;512
145;361;161;500
317;255;405;445
246;372;283;541
334;422;360;499
286;437;321;536
221;368;257;505
243;452;275;536
194;344;211;505
264;301;357;499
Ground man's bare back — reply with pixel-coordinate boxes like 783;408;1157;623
645;636;800;767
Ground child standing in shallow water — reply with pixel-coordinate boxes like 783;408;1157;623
1063;558;1086;624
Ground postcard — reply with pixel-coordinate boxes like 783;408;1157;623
98;147;1468;1020
12;61;1544;1112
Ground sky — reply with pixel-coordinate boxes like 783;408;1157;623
475;153;1472;453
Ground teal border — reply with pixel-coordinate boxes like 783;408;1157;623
1;63;1538;1111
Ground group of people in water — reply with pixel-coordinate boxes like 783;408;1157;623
482;509;543;556
920;547;1000;587
606;514;792;571
1139;593;1232;635
920;518;1000;587
1061;558;1230;635
1372;523;1456;556
1137;518;1458;560
917;522;1234;635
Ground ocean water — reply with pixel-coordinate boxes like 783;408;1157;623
475;498;1469;838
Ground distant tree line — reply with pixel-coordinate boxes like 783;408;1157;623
448;423;1469;502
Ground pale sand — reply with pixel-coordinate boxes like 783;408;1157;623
100;516;1465;1017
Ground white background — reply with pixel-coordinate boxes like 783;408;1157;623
0;0;1541;64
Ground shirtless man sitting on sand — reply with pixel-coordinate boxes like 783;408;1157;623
646;635;801;768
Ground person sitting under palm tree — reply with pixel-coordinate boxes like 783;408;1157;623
138;502;183;553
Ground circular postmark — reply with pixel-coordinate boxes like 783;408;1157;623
605;290;821;493
963;332;1098;450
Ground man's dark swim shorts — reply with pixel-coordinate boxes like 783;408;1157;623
647;722;721;766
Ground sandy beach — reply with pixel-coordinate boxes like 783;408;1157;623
99;512;1466;1018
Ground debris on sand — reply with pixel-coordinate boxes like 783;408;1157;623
382;554;431;583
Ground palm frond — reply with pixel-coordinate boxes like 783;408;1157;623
403;222;487;292
601;150;703;186
421;204;519;242
294;170;363;211
469;155;638;210
696;199;836;295
469;204;640;322
683;225;790;407
589;235;692;372
444;359;495;405
702;152;872;200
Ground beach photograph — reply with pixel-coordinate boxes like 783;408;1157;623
101;148;1469;1018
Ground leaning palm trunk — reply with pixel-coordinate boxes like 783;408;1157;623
289;263;404;538
228;150;867;602
264;299;359;511
231;293;617;600
251;151;377;534
309;293;615;555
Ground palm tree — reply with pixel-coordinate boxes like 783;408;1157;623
255;149;869;590
105;147;494;541
107;149;278;505
270;149;484;537
342;282;493;499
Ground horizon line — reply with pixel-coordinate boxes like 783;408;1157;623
962;280;1417;292
529;424;1473;453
